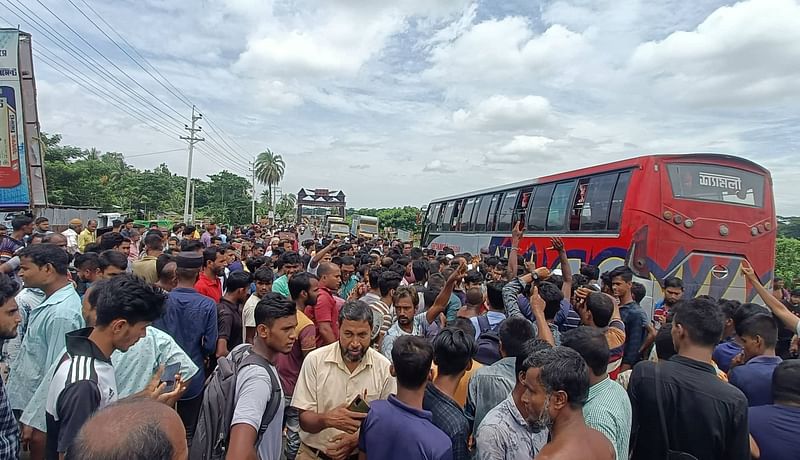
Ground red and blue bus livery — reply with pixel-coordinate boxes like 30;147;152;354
421;154;775;314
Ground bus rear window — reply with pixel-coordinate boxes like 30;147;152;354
667;163;765;208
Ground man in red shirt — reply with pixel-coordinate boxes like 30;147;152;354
305;262;342;346
194;246;227;302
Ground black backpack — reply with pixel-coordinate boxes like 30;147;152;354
474;315;503;365
189;345;282;460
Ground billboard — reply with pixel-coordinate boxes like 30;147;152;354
0;30;29;208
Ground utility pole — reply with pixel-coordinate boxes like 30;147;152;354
181;105;204;223
250;160;256;224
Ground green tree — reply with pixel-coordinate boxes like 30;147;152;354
275;193;297;221
254;149;285;212
776;237;800;285
42;133;256;224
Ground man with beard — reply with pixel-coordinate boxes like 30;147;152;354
194;247;227;302
0;276;21;458
520;347;614;460
281;274;320;460
475;339;551;460
653;276;683;326
380;263;464;361
292;301;395;460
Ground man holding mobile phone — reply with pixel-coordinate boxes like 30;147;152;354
45;275;186;460
292;301;395;460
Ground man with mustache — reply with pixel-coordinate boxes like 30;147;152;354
520;347;614;460
291;301;395;460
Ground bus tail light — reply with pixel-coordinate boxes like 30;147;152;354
663;211;673;220
719;224;729;236
765;222;772;231
751;227;758;236
673;215;683;225
757;224;765;233
684;219;694;228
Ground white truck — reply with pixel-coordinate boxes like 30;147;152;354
325;216;350;237
351;215;379;239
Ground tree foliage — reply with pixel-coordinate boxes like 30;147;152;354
346;206;422;232
43;133;253;224
254;149;285;212
778;216;800;239
776;237;800;285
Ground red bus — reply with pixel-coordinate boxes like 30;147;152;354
421;154;776;313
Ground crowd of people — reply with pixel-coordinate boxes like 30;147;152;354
0;213;797;459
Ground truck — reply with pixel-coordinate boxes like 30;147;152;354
351;215;379;239
325;216;350;237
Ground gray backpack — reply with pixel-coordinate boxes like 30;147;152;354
189;345;282;460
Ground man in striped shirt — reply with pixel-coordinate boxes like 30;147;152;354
370;271;402;349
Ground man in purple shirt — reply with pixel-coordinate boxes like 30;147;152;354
729;314;782;407
200;222;217;248
358;335;452;460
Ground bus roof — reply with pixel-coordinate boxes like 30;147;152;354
430;153;769;203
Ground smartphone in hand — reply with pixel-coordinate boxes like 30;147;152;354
160;362;181;392
347;394;370;414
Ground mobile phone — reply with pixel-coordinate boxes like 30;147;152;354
347;394;370;414
160;362;181;392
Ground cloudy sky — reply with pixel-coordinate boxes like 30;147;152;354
3;0;799;214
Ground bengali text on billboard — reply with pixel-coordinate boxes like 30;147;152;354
0;30;30;208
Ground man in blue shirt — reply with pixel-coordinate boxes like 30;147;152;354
729;314;782;407
749;360;800;460
0;275;21;459
609;266;646;372
359;335;452;460
8;244;84;459
153;251;217;442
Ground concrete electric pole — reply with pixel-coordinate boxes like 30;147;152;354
250;160;257;224
181;105;204;224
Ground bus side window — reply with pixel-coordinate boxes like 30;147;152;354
426;203;441;231
459;197;477;232
451;200;463;231
486;193;502;232
608;171;632;231
528;183;555;231
474;195;492;232
579;173;618;231
496;191;519;232
570;179;590;231
468;196;483;232
441;201;456;232
547;181;576;232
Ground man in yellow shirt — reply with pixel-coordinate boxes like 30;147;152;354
291;301;395;460
77;219;97;253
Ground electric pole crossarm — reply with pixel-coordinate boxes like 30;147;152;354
182;105;204;223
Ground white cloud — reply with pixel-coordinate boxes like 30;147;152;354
16;0;800;216
483;135;555;164
629;0;800;106
424;18;591;87
452;95;553;131
423;159;457;173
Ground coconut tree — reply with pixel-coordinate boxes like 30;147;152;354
254;149;285;212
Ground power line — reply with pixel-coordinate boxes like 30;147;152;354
32;0;187;124
70;0;255;164
66;0;194;110
125;148;185;159
75;0;194;108
1;3;256;178
1;0;185;134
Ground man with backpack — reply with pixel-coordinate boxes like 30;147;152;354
191;293;297;460
470;281;507;365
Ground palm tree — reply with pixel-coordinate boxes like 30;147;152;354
254;149;285;212
275;193;297;221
